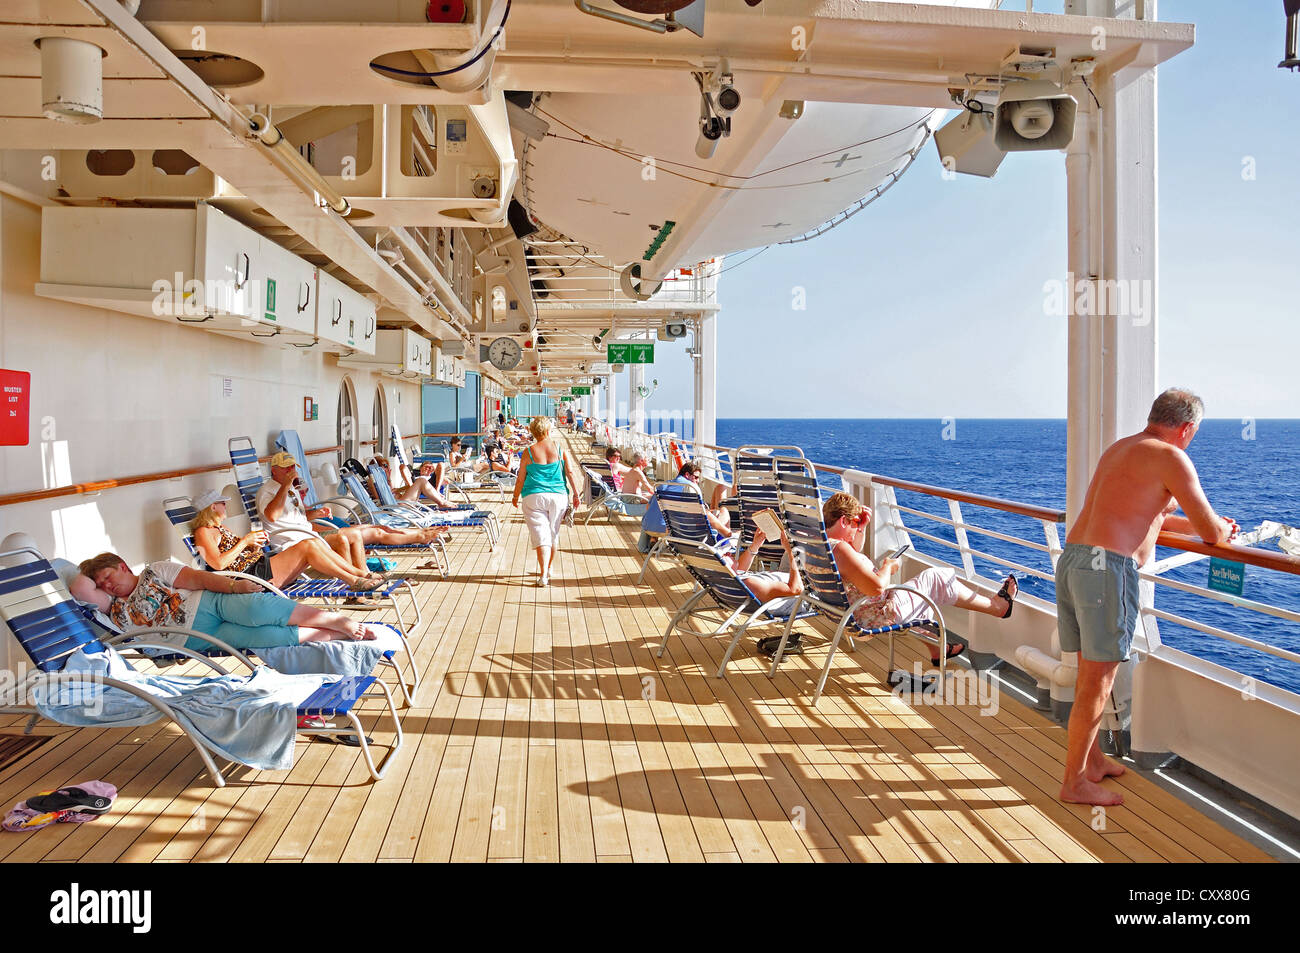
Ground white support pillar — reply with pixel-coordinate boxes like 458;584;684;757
1064;0;1160;527
692;312;717;449
628;361;646;434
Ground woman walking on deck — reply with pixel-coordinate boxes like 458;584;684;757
512;416;582;587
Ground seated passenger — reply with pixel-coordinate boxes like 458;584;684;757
605;447;629;490
822;492;1017;664
368;454;459;508
190;488;384;592
78;552;379;652
620;452;656;501
677;461;732;538
257;452;447;569
729;522;803;607
447;437;470;469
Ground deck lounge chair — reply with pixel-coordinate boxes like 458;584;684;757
771;457;953;704
365;461;502;545
655;485;818;675
338;468;498;550
735;446;808;569
230;435;449;573
161;497;423;705
0;548;402;785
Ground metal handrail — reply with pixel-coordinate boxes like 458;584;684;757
0;444;343;508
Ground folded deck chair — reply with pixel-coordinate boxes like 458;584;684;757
772;457;953;704
161;498;422;705
655;528;818;677
366;462;501;546
582;465;649;525
0;548;402;785
230;435;449;574
339;469;498;551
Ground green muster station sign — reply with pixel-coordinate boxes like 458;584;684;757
606;342;654;364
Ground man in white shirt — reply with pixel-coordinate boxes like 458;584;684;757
257;452;446;572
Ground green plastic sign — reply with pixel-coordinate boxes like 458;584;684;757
1208;558;1245;597
606;342;654;365
571;386;591;396
265;278;277;321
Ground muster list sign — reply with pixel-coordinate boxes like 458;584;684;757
0;369;31;446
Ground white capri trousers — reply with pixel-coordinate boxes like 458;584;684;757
889;567;963;623
521;492;569;549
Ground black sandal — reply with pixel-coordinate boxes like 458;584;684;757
25;787;113;815
996;573;1018;618
929;640;966;665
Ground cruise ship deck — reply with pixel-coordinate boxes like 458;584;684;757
0;430;1273;865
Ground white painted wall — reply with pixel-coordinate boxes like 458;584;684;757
0;195;423;667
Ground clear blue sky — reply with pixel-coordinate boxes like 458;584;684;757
631;0;1299;421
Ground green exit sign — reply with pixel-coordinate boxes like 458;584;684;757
606;342;654;364
571;386;591;396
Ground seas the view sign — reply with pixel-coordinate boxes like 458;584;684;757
1208;557;1246;597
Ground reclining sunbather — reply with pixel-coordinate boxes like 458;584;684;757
258;452;447;566
368;454;459;507
729;522;803;606
822;492;1017;664
77;552;380;652
189;489;385;592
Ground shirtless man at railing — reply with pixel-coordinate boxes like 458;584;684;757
1057;388;1237;807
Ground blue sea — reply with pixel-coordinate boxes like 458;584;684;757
675;417;1300;694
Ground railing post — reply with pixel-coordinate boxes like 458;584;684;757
949;499;977;579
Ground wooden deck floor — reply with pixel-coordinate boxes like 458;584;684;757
0;433;1274;863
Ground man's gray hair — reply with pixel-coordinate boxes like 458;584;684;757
1148;388;1205;428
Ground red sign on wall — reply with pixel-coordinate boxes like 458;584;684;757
0;369;31;446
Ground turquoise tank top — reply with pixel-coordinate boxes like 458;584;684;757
519;445;569;496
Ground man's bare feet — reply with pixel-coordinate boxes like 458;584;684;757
1060;779;1124;806
1086;756;1127;782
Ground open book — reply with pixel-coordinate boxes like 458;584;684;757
752;508;783;542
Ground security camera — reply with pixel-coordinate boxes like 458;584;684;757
696;115;726;159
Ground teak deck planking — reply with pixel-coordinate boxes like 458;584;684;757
0;433;1274;864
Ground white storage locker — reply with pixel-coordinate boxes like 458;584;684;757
338;328;430;381
314;269;378;356
36;204;316;347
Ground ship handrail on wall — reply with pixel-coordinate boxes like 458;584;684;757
0;445;344;508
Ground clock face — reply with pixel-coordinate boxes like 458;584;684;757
488;336;522;370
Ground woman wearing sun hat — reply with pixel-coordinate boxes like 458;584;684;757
190;487;385;592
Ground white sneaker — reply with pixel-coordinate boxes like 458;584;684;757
539;575;549;588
